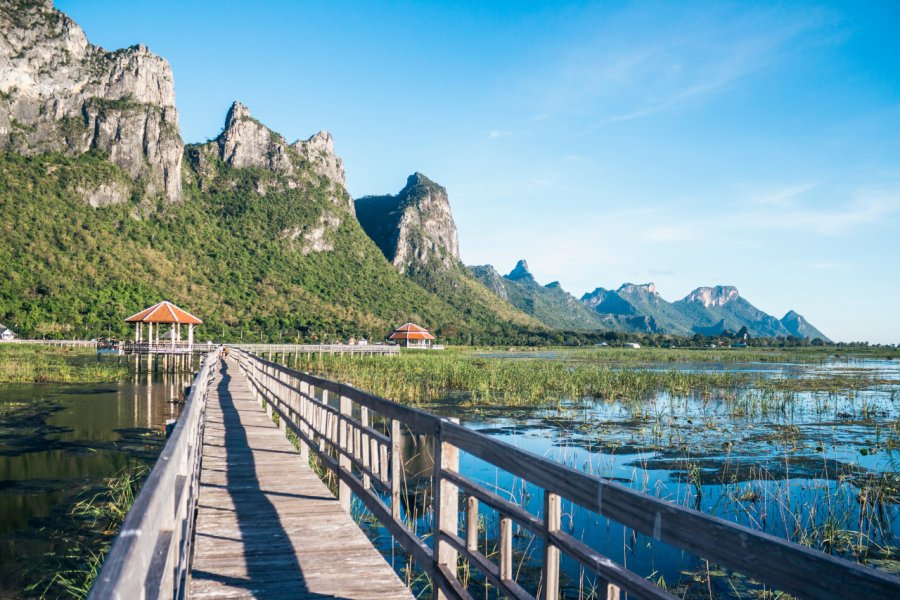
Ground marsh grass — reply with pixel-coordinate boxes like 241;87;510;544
26;465;148;599
289;349;892;409
0;345;127;383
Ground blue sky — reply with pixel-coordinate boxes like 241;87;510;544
57;1;900;343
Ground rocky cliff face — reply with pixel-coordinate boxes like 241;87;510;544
355;173;460;272
187;101;349;205
682;285;740;308
0;0;183;202
468;265;508;300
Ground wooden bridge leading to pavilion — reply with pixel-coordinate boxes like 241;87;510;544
89;347;900;600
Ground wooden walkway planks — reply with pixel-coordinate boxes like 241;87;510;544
189;359;413;599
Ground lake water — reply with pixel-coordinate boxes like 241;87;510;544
359;357;900;597
0;371;191;596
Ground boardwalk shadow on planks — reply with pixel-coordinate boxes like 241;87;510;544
191;364;342;599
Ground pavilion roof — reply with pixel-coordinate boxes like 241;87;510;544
125;301;203;325
389;322;435;340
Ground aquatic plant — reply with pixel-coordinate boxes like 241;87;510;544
0;345;128;383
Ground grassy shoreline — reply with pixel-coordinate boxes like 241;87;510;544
0;345;128;383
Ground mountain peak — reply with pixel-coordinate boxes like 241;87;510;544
225;100;252;126
618;282;657;296
291;130;345;186
355;173;460;272
507;260;533;281
405;172;438;188
684;285;740;307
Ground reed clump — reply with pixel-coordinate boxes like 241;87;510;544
290;350;886;408
0;345;128;383
26;465;148;599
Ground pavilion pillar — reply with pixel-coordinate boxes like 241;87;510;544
188;324;194;348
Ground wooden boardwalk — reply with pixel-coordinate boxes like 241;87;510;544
189;359;413;599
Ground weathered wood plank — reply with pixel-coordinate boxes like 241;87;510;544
188;359;411;600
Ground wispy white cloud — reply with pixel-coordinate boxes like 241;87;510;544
487;129;513;140
744;190;900;235
641;225;695;243
751;182;820;208
532;4;829;129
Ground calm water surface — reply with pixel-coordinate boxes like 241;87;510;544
0;371;191;596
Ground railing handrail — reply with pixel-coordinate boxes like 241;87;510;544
233;348;900;600
11;339;97;347
89;348;220;600
234;343;398;355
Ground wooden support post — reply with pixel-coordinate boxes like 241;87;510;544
390;419;402;520
466;496;479;552
360;406;370;490
541;492;561;600
607;585;621;600
500;517;513;582
434;418;460;600
338;395;351;513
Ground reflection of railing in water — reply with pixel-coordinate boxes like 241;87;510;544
89;350;219;599
233;348;900;600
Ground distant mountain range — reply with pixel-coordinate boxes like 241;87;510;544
471;261;830;341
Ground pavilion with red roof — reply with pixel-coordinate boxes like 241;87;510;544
388;322;435;348
125;301;202;349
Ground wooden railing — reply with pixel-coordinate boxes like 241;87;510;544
89;349;220;600
233;348;900;600
235;343;399;356
12;339;97;348
120;341;206;354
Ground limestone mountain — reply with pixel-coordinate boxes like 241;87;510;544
0;0;183;203
472;260;829;339
470;261;651;332
356;175;540;331
614;283;692;335
0;83;538;341
672;286;789;338
781;310;830;342
355;173;460;273
187;101;348;207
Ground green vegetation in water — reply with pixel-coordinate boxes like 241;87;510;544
26;465;148;600
500;345;900;364
0;345;128;383
287;347;894;407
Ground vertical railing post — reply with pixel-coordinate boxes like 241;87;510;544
500;517;513;582
541;491;561;599
390;419;402;520
360;406;370;490
434;418;460;599
466;496;479;553
338;394;351;513
299;379;310;462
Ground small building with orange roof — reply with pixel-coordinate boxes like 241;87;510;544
125;300;202;349
388;322;435;349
